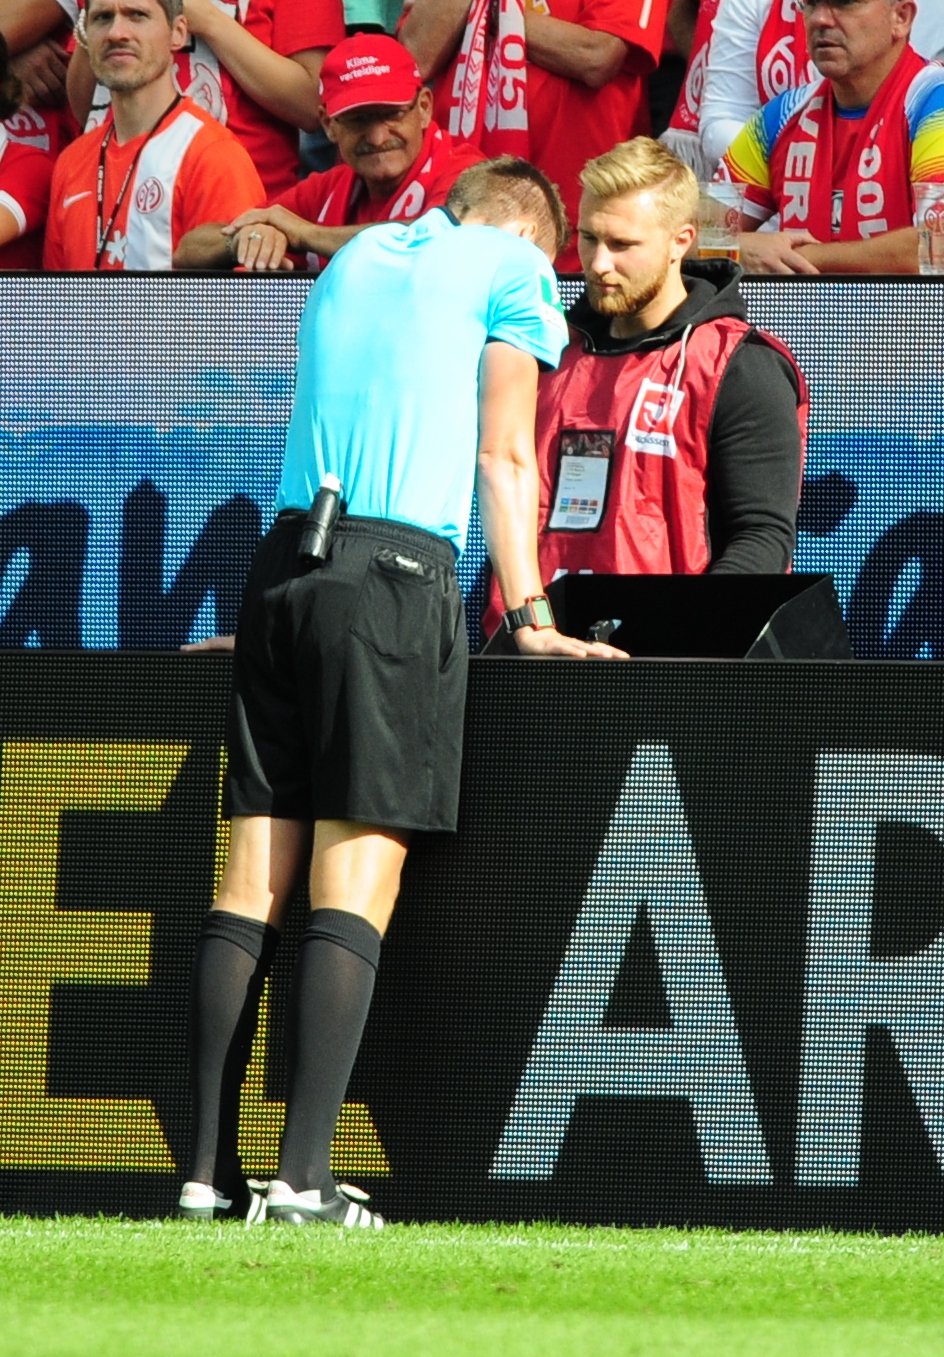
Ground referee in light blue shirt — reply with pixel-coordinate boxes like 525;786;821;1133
181;157;627;1231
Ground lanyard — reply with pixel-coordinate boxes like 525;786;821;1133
94;93;181;269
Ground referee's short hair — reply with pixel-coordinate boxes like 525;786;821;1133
446;157;570;259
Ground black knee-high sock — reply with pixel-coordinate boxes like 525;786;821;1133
188;910;280;1190
277;908;382;1195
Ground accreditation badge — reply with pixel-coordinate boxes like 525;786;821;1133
547;429;615;531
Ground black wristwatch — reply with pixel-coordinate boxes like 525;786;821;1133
502;594;555;634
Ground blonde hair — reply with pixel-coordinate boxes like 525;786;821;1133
580;137;698;232
446;156;570;258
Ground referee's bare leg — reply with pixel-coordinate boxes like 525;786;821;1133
216;815;312;927
211;817;407;933
308;818;410;933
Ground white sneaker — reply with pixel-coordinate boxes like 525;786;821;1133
266;1179;384;1229
178;1179;267;1226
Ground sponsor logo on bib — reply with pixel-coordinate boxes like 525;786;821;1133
626;379;685;459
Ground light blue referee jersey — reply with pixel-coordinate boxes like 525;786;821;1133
276;207;568;556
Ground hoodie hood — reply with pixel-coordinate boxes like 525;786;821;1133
566;257;747;356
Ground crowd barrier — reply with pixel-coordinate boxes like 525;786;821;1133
2;651;944;1229
2;273;943;655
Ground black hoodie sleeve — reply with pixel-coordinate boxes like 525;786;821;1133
704;333;803;574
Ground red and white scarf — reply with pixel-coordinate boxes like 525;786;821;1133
778;46;926;239
667;0;720;136
443;0;530;157
669;0;812;138
756;0;815;104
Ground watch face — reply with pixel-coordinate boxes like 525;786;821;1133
531;596;554;628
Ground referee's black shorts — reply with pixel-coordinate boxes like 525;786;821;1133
225;512;469;833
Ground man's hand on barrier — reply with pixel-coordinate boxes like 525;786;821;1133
739;230;821;275
180;635;236;654
513;627;629;660
224;213;295;272
225;206;366;268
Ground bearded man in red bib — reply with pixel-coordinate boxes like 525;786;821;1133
481;136;808;637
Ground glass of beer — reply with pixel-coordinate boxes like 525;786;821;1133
696;182;744;263
913;182;944;276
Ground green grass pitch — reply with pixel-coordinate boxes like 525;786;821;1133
1;1217;942;1356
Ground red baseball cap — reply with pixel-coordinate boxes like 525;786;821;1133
319;35;424;117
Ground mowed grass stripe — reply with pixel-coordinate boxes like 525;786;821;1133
1;1219;942;1356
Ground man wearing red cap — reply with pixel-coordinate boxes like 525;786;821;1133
173;33;486;271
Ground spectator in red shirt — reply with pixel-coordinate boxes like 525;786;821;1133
399;0;670;271
65;0;345;198
174;33;485;271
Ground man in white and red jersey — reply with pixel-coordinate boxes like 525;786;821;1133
399;0;671;272
720;0;944;273
701;0;818;172
482;137;806;636
173;33;485;271
63;0;345;199
43;0;264;269
0;32;54;267
660;0;722;178
701;0;942;172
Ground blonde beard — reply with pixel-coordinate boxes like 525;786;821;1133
585;264;669;320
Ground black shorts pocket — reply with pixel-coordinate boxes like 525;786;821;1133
350;547;440;659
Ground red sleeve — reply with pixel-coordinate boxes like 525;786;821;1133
0;143;53;236
571;0;669;69
269;166;344;218
247;0;345;59
42;210;63;268
41;157;67;269
176;129;266;237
